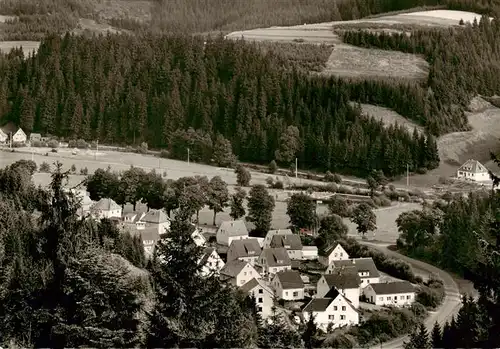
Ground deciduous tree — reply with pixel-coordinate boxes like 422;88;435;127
235;164;251;187
212;134;237;168
230;187;247;220
207;176;229;225
351;202;376;238
247;185;275;235
315;214;348;254
286;193;317;231
328;196;350;217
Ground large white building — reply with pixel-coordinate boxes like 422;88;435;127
91;198;122;219
241;278;275;319
364;281;416;307
316;269;361;308
302;289;359;331
456;159;490;182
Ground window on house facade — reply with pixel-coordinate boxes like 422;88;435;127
379;297;383;302
333;306;337;311
259;289;263;294
394;296;397;300
244;272;247;276
258;298;263;303
285;292;288;296
334;253;338;257
258;306;262;312
272;268;276;272
387;296;391;300
407;295;411;299
340;315;346;320
342;306;346;311
293;292;298;297
340;253;343;257
328;315;334;320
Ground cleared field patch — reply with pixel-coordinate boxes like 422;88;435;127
356;103;424;134
323;44;428;79
0;41;40;56
0;15;16;23
71;18;128;35
92;0;152;22
331;9;486;29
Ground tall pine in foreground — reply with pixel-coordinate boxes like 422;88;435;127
405;323;430;349
147;219;258;347
431;321;442;348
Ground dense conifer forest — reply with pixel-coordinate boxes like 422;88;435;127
0;34;439;177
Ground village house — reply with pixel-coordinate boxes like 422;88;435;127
1;122;26;144
263;229;293;249
199;247;225;277
90;198;122;219
70;189;93;218
319;243;350;266
272;270;305;301
240;278;275;319
0;128;7;144
270;234;303;260
140;209;171;235
220;259;261;286
301;245;318;260
216;220;249;246
326;257;380;288
456;159;490;182
133;227;161;257
302;289;359;331
364;281;416;307
316;267;361;308
227;238;262;265
29;133;42;143
258;248;292;277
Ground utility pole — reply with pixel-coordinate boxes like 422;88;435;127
95;139;98;160
187;148;190;165
406;163;409;187
9;132;12;149
295;157;298;179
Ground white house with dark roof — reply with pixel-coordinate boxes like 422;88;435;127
141;209;171;234
0;128;7;144
199;247;225;277
263;229;293;249
364;281;416;307
91;198;122;219
456;159;490;182
227;238;262;265
216;220;249;246
319;243;350;266
302;289;359;331
272;270;304;300
326;257;380;288
240;278;275;319
258;248;292;277
317;268;361;308
220;259;261;286
301;246;318;260
270;234;303;260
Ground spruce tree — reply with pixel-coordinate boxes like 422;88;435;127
431;321;442;348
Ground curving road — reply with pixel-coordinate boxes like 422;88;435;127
359;241;462;349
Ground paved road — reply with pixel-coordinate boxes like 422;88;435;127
359;241;462;349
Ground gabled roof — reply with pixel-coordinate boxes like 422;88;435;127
261;248;292;267
0;121;18;135
320;243;347;257
228;238;262;259
218;220;248;237
141;209;169;224
128;226;160;244
0;128;7;138
270;234;303;250
265;229;293;240
458;159;488;174
303;298;335;312
220;259;248;278
92;198;120;211
275;270;304;289
199;247;217;265
323;268;361;289
331;258;380;278
324;288;340;299
240;277;273;295
369;281;415;295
